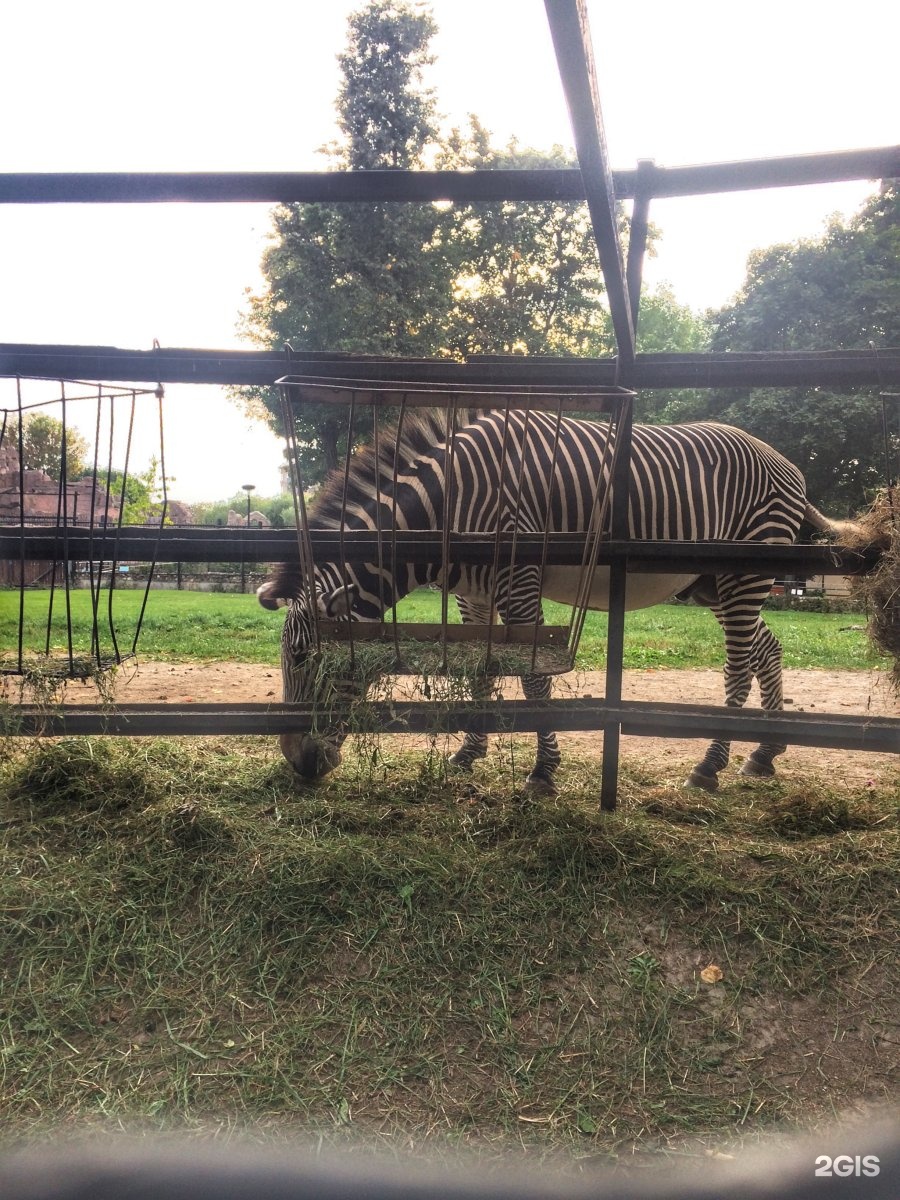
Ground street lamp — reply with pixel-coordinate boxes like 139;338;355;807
242;483;256;527
240;484;255;593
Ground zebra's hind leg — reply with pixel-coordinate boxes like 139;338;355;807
686;576;772;792
739;619;787;779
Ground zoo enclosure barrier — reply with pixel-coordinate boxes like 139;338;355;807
2;369;897;811
1;0;899;806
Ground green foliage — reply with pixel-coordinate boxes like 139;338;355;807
630;283;712;425
700;184;900;509
3;413;89;481
636;284;711;355
336;0;438;170
713;184;899;352
94;457;167;525
239;0;451;481
435;120;613;358
190;492;296;529
239;3;625;485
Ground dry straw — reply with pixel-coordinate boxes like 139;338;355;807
846;488;900;692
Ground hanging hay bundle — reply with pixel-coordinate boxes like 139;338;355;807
847;489;900;692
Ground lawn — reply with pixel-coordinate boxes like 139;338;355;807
0;586;879;672
0;735;896;1157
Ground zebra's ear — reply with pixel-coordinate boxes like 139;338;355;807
318;582;359;618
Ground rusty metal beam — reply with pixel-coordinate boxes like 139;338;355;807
6;698;898;753
544;0;635;368
0;527;879;575
1;148;895;205
4;344;899;389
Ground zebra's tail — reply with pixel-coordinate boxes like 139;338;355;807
804;498;894;550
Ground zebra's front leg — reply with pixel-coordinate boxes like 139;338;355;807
687;579;770;792
447;595;494;773
493;567;561;795
521;670;561;796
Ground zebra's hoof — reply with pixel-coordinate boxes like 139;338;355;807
685;768;719;793
739;756;776;779
523;773;558;798
447;750;483;773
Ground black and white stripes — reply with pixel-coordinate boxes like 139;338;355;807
261;409;826;790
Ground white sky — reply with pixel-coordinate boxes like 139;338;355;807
0;0;896;502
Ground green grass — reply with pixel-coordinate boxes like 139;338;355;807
0;588;287;665
0;587;879;672
0;735;896;1156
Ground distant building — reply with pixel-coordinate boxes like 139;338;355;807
0;440;121;585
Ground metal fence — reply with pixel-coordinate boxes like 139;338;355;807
0;0;898;805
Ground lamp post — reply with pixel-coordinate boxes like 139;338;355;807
242;483;256;527
240;483;255;592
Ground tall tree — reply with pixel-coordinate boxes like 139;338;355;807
241;2;709;487
3;413;88;482
241;0;451;483
701;184;899;510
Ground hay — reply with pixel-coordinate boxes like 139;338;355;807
847;489;900;692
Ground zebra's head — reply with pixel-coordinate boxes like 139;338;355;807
257;567;371;781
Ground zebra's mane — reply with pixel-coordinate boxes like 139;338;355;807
309;408;476;529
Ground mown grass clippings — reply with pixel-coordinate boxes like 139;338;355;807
0;736;897;1161
757;789;887;840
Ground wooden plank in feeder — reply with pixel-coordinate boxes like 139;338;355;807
316;622;567;644
315;623;575;676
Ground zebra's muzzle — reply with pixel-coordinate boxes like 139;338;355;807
279;733;343;781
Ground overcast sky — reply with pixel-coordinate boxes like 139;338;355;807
1;0;896;501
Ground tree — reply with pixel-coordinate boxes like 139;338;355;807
436;120;614;358
94;458;168;524
240;0;451;483
630;283;712;425
240;1;711;488
5;413;89;481
191;493;296;529
701;184;899;510
242;3;624;485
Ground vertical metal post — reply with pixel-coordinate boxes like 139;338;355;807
600;394;633;811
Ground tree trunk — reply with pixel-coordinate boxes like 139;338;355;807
323;418;340;475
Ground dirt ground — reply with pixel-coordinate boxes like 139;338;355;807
49;660;900;787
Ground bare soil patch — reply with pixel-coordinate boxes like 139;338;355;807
48;660;899;786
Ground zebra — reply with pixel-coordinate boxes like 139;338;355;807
258;408;859;793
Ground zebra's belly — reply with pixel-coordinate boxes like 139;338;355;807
540;567;699;612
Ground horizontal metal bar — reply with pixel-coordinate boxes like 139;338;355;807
5;698;898;752
0;146;896;204
0;526;878;574
2;344;898;389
